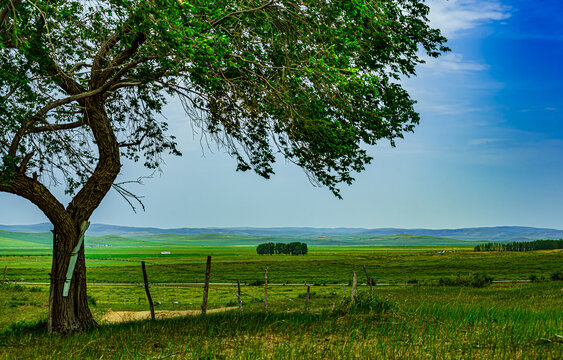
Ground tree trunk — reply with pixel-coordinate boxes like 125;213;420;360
45;100;119;334
48;228;96;334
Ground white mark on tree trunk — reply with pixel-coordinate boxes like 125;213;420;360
63;221;90;297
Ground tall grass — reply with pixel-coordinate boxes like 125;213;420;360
0;282;561;359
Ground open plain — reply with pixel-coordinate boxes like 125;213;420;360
0;232;561;359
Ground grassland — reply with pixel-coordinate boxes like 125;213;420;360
1;245;561;285
0;238;562;359
1;281;561;359
0;229;481;248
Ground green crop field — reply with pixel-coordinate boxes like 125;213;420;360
0;237;562;359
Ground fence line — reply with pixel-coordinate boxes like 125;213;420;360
10;280;533;287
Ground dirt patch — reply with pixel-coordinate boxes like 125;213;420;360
101;307;237;324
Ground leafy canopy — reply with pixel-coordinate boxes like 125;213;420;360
0;0;448;198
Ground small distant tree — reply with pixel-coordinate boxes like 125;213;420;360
0;0;447;333
259;241;307;255
299;242;308;255
257;242;275;255
275;242;287;255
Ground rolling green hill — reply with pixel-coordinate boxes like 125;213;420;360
0;235;49;248
0;230;476;249
0;230;52;245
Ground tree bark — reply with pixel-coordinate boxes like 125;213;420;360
47;228;96;333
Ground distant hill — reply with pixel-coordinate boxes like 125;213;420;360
0;223;562;243
0;230;476;248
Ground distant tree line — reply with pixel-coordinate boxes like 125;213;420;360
474;239;563;252
256;242;308;255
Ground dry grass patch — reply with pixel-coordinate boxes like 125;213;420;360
100;306;237;323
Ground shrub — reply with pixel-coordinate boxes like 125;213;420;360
471;273;493;287
406;279;419;285
550;270;563;281
438;273;493;288
333;291;392;315
248;280;264;286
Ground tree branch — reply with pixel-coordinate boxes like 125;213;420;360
28;120;84;134
0;0;22;27
211;1;275;27
0;172;71;229
8;84;115;157
17;151;34;173
96;32;147;86
118;127;149;148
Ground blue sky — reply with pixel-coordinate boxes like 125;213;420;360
1;0;562;229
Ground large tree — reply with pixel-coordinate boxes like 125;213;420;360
0;0;447;333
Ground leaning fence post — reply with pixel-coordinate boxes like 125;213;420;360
202;256;212;315
264;267;269;314
305;285;310;312
2;265;6;285
352;272;358;297
363;265;373;293
237;280;243;313
141;261;155;320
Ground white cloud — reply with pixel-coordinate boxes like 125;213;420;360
468;138;505;145
421;52;488;72
427;0;511;37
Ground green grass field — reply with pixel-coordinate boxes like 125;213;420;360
0;239;562;359
1;245;561;285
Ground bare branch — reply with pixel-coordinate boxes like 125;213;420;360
96;32;147;85
118;132;147;148
17;151;34;173
8;84;113;156
28;120;85;134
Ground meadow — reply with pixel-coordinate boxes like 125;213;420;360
0;240;562;359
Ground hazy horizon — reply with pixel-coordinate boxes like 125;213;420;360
1;222;562;232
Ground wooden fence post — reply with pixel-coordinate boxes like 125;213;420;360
363;265;373;293
352;272;357;297
202;256;212;315
141;261;155;320
2;265;6;285
264;267;268;314
237;280;243;313
342;284;346;295
305;285;310;312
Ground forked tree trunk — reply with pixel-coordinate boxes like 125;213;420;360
0;93;121;333
48;228;96;333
